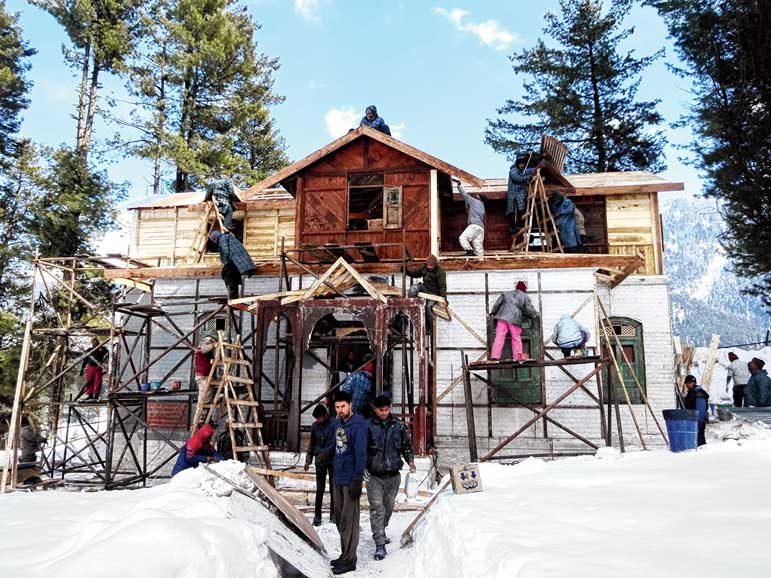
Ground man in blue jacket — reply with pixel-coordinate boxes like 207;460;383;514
683;375;709;446
549;192;581;252
359;105;391;136
366;395;415;561
745;358;771;407
326;390;368;575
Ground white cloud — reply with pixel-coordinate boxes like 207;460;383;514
390;122;406;140
432;7;520;51
325;106;359;138
295;0;320;21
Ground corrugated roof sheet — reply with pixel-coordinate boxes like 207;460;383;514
462;171;682;195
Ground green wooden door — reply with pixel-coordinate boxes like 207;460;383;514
602;318;646;404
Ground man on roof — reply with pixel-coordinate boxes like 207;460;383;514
453;177;486;258
359;105;391;136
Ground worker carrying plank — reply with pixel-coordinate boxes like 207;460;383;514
205;174;238;230
452;176;486;257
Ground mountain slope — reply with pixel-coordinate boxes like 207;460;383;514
662;197;770;347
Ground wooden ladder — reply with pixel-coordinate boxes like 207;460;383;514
192;331;271;469
184;202;226;264
510;169;563;254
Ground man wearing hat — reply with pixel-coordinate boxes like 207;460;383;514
210;230;256;299
489;280;539;361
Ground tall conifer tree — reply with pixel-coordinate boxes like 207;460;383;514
486;0;666;173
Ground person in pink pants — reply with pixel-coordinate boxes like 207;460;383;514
489;281;539;361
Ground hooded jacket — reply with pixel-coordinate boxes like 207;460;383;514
550;315;590;347
327;413;368;486
684;385;710;424
366;414;414;477
360;106;391;136
491;289;538;326
507;166;535;215
171;423;223;476
552;196;581;249
745;369;771;407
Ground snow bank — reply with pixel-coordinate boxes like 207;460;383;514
412;442;771;578
0;461;277;578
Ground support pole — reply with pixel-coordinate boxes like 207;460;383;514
461;353;478;462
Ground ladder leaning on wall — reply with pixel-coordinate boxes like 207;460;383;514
184;201;225;264
192;331;271;470
510;169;564;254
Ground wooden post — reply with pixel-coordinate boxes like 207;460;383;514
700;334;721;394
461;353;478;462
429;170;439;257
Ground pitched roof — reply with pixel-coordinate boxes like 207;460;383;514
242;125;485;199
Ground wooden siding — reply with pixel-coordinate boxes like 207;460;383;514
133;205;295;265
606;193;661;274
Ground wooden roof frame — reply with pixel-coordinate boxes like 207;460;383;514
243;126;485;197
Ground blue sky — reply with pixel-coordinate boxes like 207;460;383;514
8;0;698;205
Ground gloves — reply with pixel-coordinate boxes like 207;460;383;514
349;479;363;500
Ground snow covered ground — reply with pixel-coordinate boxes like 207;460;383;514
4;420;771;578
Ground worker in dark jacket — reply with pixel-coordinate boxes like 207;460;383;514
359;105;391;136
210;230;256;299
549;192;581;252
683;375;709;446
304;404;336;526
341;355;374;418
19;416;46;465
171;422;223;476
490;280;539;361
366;395;415;561
205;175;238;230
507;155;535;234
407;255;446;327
326;390;368;575
454;178;486;257
745;358;771;407
80;337;108;401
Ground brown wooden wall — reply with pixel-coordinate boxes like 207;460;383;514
296;138;432;261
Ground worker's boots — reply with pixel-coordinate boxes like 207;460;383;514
312;514;322;526
374;544;387;561
464;249;475;256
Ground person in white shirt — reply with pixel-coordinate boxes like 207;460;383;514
726;351;751;407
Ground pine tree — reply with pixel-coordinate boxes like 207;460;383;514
0;2;36;160
117;0;286;192
647;0;771;304
31;147;126;257
485;0;666;173
31;0;141;159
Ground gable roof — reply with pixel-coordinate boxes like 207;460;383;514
242;125;485;199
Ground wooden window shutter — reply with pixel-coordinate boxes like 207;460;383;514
384;186;402;229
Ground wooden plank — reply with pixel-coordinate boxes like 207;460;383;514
250;467;316;481
354;241;380;262
701;334;721;393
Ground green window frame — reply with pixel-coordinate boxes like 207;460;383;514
602;317;646;404
487;316;543;404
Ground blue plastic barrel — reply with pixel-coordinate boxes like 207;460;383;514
663;409;698;452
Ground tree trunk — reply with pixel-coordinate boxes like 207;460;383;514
76;42;91;154
81;58;101;159
587;42;608;172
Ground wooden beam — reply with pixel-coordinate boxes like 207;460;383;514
701;334;721;393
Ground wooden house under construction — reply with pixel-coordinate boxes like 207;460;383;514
112;126;683;465
3;126;684;491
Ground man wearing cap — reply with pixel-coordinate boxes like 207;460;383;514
210;230;256;299
406;255;447;327
683;375;709;446
489;281;539;361
359;105;391;136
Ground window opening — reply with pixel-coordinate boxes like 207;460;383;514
348;172;384;230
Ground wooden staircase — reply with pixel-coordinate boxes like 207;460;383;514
192;331;271;469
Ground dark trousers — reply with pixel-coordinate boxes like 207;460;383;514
733;385;745;408
697;421;707;446
367;472;401;546
221;262;241;299
314;462;334;519
333;483;360;565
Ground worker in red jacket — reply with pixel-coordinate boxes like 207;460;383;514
171;422;223;476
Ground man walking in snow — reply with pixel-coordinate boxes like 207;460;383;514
725;351;751;407
327;390;368;575
366;395;415;561
683;375;709;446
453;177;486;257
304;404;336;526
